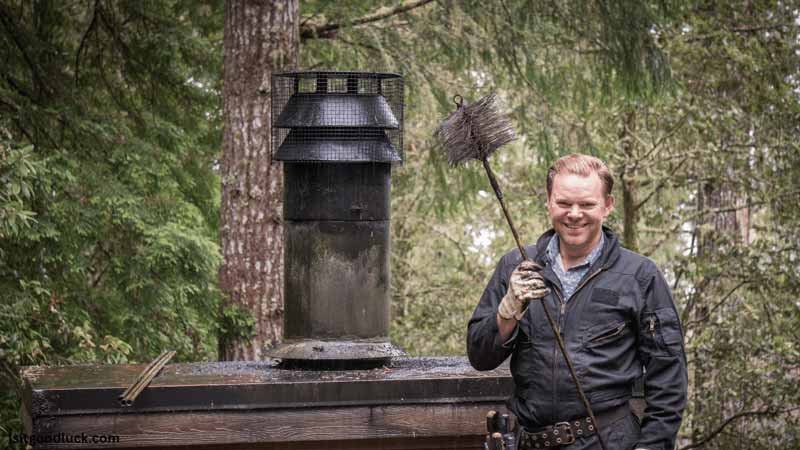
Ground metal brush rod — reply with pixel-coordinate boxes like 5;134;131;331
118;350;171;405
124;350;175;405
118;353;166;403
119;350;175;407
481;158;529;262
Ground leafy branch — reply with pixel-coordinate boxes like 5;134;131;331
300;0;434;40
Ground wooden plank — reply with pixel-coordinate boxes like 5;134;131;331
33;402;507;449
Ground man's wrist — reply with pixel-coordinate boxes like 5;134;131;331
496;312;518;342
498;291;521;320
497;310;516;322
497;306;516;321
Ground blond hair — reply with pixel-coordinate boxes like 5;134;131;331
546;154;614;197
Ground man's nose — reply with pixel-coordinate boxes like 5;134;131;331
567;205;581;217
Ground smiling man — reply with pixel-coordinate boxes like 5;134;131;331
468;154;687;450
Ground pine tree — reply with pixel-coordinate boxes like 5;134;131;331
218;0;298;360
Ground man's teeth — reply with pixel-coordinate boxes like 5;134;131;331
566;224;583;229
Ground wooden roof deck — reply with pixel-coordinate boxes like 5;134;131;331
22;357;512;449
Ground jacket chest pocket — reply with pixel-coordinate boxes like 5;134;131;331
578;320;634;379
581;287;629;330
585;320;630;347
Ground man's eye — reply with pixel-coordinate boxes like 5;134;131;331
558;203;571;208
580;203;595;208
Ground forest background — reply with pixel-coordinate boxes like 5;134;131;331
1;1;799;449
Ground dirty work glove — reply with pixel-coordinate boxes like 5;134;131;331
498;261;548;321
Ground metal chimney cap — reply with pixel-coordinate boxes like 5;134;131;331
273;70;402;79
274;130;402;163
275;94;400;129
272;70;405;163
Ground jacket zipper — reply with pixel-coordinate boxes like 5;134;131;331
551;266;605;424
555;288;566;333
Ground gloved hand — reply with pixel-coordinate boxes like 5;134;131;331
498;260;548;321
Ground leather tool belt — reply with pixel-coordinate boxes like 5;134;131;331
518;403;631;449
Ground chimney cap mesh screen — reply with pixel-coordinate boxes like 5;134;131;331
272;71;404;163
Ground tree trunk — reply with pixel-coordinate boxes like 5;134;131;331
690;181;708;446
619;109;639;253
219;0;298;361
691;178;741;444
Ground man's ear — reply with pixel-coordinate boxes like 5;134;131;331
604;194;615;217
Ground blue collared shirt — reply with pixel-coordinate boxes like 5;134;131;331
545;233;605;301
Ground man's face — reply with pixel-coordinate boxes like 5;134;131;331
546;172;615;258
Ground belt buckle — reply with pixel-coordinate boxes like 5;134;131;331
552;422;575;446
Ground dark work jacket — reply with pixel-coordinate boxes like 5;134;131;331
467;227;687;450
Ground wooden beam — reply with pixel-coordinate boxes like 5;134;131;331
22;357;513;449
32;403;504;449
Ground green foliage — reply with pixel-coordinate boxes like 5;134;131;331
0;141;42;238
0;0;223;434
218;303;256;343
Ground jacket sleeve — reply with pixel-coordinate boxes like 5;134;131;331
635;263;688;450
467;256;517;371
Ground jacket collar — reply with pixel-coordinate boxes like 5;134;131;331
532;226;621;271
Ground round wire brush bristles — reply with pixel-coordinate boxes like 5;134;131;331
435;93;517;165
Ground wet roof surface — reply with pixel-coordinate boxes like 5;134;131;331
24;357;510;390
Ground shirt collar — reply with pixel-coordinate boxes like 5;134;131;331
546;232;605;271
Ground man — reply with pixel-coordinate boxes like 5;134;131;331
468;154;687;450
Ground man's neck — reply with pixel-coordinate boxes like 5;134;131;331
560;252;586;271
559;236;601;270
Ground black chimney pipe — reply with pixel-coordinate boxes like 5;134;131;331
269;71;405;368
